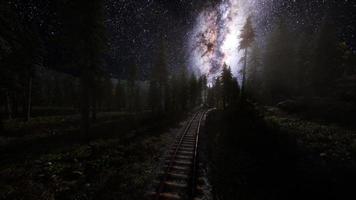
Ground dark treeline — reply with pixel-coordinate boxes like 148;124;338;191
0;1;204;134
0;0;108;133
205;13;356;125
204;12;356;200
207;64;240;110
247;17;356;105
206;16;255;111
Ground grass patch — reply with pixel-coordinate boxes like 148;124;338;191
206;104;356;200
0;112;184;200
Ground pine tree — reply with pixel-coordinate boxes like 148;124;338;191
213;77;222;108
149;40;169;113
231;78;240;107
239;16;255;98
103;76;114;110
294;30;316;96
149;80;160;113
189;73;199;108
221;63;233;109
263;18;296;102
114;80;126;111
61;0;106;135
0;2;44;122
127;62;139;111
170;74;180;111
198;75;208;105
247;43;262;98
178;66;189;111
313;17;342;95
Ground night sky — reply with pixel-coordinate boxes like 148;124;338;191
6;0;356;79
105;0;356;80
105;0;211;78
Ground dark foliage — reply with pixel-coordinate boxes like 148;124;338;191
206;103;356;200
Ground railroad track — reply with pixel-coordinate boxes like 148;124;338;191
148;109;210;200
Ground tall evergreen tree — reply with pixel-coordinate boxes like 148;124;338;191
170;73;180;111
313;17;342;95
221;63;233;109
178;66;189;111
263;18;296;102
149;80;160;113
294;30;316;96
239;16;255;98
127;62;139;111
0;2;44;122
114;80;126;111
198;75;208;105
189;73;199;108
231;77;240;107
247;43;262;98
149;40;169;113
213;77;222;108
61;0;106;135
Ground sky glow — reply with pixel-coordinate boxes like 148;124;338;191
190;0;251;83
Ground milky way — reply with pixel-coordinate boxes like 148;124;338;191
188;0;356;83
189;0;264;83
187;0;288;82
102;0;356;79
5;0;355;79
103;0;355;79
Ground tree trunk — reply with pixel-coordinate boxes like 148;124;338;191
12;93;18;117
91;91;97;121
80;72;90;136
222;96;226;110
129;86;134;112
0;106;3;133
0;117;3;133
241;48;248;98
25;76;32;122
5;91;12;120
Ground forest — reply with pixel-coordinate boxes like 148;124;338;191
1;0;356;200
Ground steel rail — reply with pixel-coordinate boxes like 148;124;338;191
190;110;207;198
154;111;201;200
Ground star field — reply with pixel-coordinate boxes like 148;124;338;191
5;0;355;77
105;0;355;78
